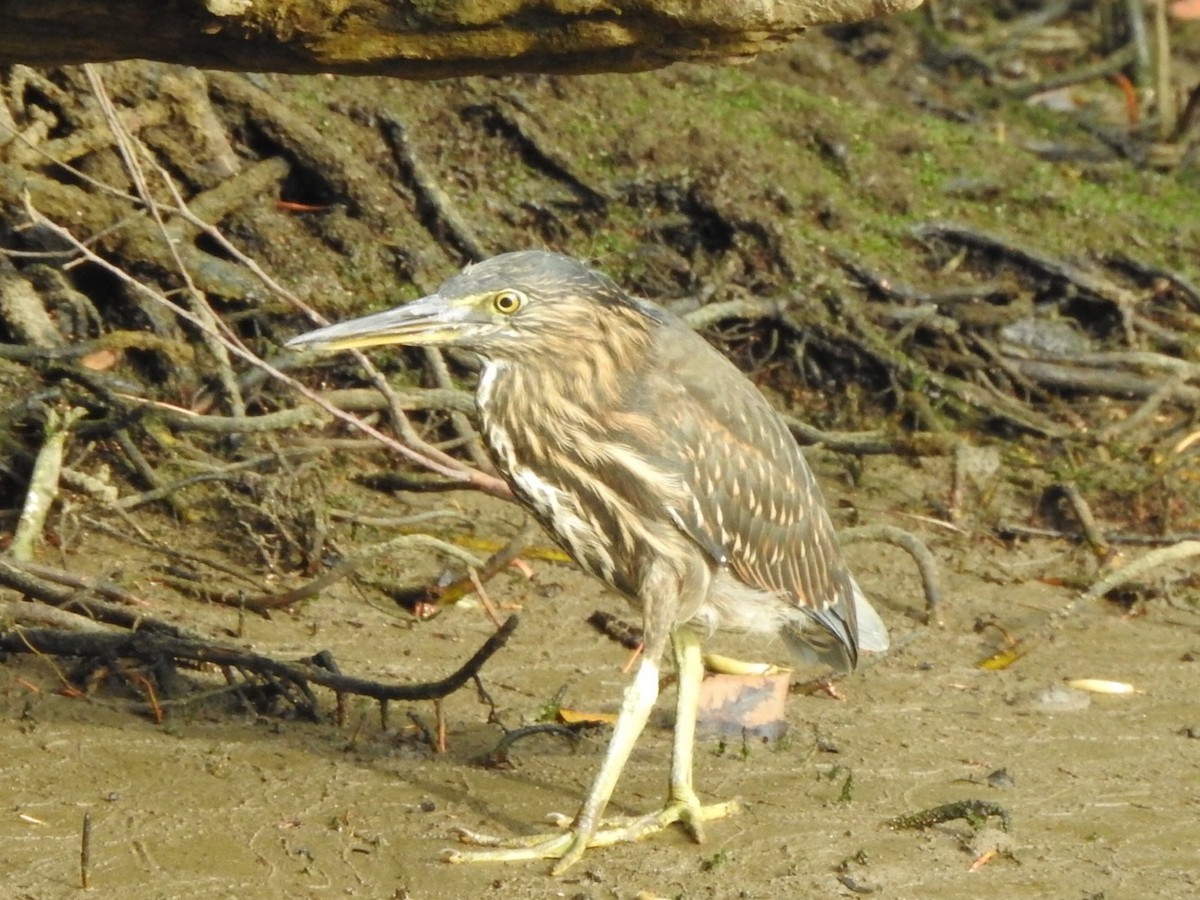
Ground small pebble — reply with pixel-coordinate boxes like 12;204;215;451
986;768;1015;789
1028;685;1091;713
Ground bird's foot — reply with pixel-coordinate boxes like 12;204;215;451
444;794;740;875
548;792;741;846
444;826;585;873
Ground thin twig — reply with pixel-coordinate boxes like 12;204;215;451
995;522;1200;547
84;65;246;420
144;144;474;478
484;723;582;767
422;345;493;471
12;89;504;494
1049;483;1110;560
20;196;508;496
466;567;504;628
80;811;92;890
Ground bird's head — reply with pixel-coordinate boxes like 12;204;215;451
286;251;653;363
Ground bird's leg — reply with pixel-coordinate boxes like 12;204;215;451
669;624;703;814
446;625;739;874
574;628;740;843
665;626;740;841
447;638;666;873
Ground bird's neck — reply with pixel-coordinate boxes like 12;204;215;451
483;310;654;418
476;318;653;471
478;352;625;436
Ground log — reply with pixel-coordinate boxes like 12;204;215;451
0;0;924;77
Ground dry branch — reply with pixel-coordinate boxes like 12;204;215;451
0;616;520;705
11;406;85;560
841;524;942;623
1082;541;1200;602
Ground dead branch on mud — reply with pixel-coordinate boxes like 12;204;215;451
0;612;519;721
841;525;942;623
2;547;519;726
1081;540;1200;602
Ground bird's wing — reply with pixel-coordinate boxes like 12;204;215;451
641;322;867;669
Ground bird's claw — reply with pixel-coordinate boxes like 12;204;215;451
593;795;742;845
443;797;741;874
443;828;587;874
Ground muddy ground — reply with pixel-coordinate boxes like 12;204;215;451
2;7;1199;900
4;463;1198;899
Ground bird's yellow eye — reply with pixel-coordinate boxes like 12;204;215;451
492;290;524;315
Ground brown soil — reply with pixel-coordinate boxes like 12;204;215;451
2;10;1199;899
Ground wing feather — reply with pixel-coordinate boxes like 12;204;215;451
639;320;865;668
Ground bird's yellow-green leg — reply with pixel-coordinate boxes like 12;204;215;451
570;628;740;842
447;648;663;873
663;626;741;839
446;628;738;874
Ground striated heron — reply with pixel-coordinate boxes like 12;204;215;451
287;250;889;874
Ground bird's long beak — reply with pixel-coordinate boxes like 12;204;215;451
285;294;477;352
